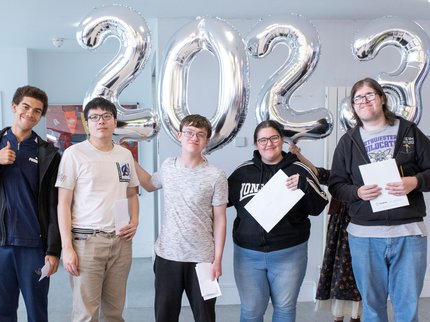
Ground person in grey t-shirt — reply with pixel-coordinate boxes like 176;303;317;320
330;77;430;322
135;114;228;322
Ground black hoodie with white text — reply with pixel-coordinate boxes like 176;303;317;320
228;150;328;252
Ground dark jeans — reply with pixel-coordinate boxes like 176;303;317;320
0;246;49;322
154;255;216;322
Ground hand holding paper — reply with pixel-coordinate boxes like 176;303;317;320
359;159;409;212
244;170;304;233
195;263;222;300
38;261;51;282
385;176;419;196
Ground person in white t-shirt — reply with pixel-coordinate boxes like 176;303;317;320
56;97;139;322
135;114;228;322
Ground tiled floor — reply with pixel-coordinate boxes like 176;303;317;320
17;258;430;321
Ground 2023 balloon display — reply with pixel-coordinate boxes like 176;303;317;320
77;4;159;143
76;7;430;149
339;16;430;131
246;14;333;143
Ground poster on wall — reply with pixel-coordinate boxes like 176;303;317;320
45;104;139;161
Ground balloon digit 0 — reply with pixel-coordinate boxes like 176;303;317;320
158;17;250;154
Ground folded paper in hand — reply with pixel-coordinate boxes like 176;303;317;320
359;158;409;212
112;198;130;235
38;261;51;282
245;169;304;232
195;263;222;300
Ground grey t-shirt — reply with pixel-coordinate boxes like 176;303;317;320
152;157;228;263
359;119;399;162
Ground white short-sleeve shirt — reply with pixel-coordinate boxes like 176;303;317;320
55;140;139;231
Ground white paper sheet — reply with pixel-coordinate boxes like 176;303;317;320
244;169;305;233
195;263;222;300
112;198;130;235
359;158;409;212
38;261;51;282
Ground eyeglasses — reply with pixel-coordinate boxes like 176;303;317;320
352;92;378;105
181;130;207;140
257;135;281;145
87;113;114;122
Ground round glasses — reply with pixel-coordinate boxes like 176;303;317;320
181;130;207;140
352;92;377;105
257;135;281;145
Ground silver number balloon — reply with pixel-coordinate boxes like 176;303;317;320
338;96;357;131
77;4;159;142
246;14;333;143
340;16;430;131
158;17;250;154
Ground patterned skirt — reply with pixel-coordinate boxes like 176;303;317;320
315;203;361;302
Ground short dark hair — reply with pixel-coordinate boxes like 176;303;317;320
83;97;117;121
179;114;212;138
12;85;49;116
350;77;397;127
253;120;284;144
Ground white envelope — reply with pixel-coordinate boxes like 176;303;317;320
195;263;222;300
112;198;130;235
244;169;304;233
359;158;409;212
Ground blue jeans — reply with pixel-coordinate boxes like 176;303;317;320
0;246;49;322
234;242;308;322
348;234;427;322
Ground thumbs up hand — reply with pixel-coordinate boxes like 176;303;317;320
0;141;16;165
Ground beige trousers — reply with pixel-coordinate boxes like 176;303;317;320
70;232;132;322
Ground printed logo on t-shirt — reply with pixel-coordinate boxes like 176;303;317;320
363;134;397;163
368;149;392;162
116;162;131;182
239;182;263;201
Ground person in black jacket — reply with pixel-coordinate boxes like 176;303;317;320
329;77;430;322
228;120;328;322
0;86;61;322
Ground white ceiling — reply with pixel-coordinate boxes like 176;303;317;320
1;0;429;51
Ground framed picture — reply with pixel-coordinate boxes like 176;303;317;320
46;104;139;161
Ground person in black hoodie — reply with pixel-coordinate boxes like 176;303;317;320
228;120;328;322
329;78;430;322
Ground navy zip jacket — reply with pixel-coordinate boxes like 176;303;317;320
0;127;62;257
228;150;328;252
329;117;430;226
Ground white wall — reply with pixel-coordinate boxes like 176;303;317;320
1;17;430;303
0;48;29;126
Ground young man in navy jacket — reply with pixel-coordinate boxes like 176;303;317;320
0;86;61;322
